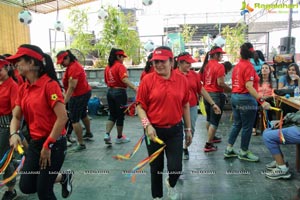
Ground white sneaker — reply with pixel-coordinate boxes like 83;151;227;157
115;135;130;144
265;166;291;180
165;177;178;200
265;160;277;170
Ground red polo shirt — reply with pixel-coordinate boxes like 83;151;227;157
202;60;225;92
232;59;259;93
175;69;202;107
140;67;154;81
62;61;91;96
16;74;65;140
136;70;189;126
104;61;128;88
14;69;24;85
0;77;18;115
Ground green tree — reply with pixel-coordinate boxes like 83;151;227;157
95;6;141;68
67;8;95;56
221;23;247;63
182;24;197;44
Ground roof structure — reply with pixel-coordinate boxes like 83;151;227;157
1;0;97;14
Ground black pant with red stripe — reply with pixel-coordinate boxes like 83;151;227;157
146;122;183;198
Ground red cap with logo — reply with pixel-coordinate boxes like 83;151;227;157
177;54;196;64
115;50;127;57
56;51;68;64
209;47;226;55
151;49;174;61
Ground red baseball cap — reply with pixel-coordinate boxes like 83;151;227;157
0;59;10;69
115;50;127;57
6;47;44;63
209;47;226;55
56;51;68;64
177;54;196;64
151;49;173;61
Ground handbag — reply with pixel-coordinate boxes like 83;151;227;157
273;89;294;97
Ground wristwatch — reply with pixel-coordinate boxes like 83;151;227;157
257;97;265;104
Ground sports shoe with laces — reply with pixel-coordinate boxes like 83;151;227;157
183;148;189;160
211;136;222;143
69;144;86;152
115;135;130;144
165;177;178;200
265;160;289;170
203;143;217;152
265;166;291;180
83;132;93;139
61;169;74;198
224;148;239;158
104;133;112;144
2;189;17;200
238;150;259;162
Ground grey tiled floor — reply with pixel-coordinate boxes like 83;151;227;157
1;111;300;200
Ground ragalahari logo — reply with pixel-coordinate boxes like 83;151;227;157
240;1;254;15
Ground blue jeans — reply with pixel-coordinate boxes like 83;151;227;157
263;126;300;155
228;93;257;151
190;106;198;136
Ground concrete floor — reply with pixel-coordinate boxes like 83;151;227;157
2;111;300;200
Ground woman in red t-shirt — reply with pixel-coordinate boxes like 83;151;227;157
200;46;232;152
136;46;192;199
103;48;137;146
174;52;221;160
140;52;154;81
56;50;92;151
0;59;18;199
224;42;270;162
8;44;73;199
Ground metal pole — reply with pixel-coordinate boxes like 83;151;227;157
287;0;293;53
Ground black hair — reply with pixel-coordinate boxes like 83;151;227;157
144;52;153;73
56;50;77;63
108;48;125;67
240;42;254;60
255;50;265;61
222;61;233;75
19;44;61;89
259;62;272;86
0;59;17;82
286;63;300;85
174;52;191;69
200;46;222;73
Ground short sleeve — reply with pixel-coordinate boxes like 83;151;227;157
45;81;65;108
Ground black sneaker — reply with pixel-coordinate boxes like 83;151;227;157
212;136;222;143
2;189;17;200
83;132;93;139
61;169;74;198
183;149;189;160
203;143;217;152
